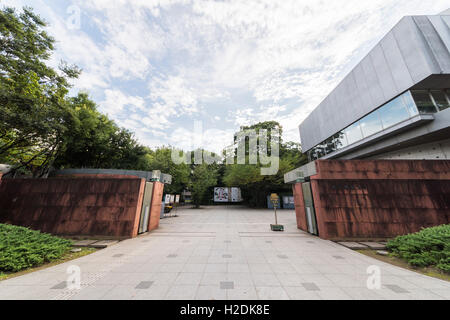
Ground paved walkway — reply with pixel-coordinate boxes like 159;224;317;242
1;206;449;300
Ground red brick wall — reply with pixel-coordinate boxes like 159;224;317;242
149;181;164;231
0;177;146;239
291;160;450;240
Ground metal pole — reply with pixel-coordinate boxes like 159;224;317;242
274;206;278;225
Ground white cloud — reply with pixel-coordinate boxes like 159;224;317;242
4;0;450;152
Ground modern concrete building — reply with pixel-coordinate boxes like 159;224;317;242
301;12;450;162
285;11;450;240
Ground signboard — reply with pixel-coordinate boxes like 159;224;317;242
214;187;229;202
164;194;171;204
283;196;294;205
170;195;175;204
231;188;243;202
270;193;280;204
175;195;180;203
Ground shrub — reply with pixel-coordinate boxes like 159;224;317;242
0;224;72;272
387;224;450;273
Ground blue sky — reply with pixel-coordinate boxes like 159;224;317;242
3;0;449;153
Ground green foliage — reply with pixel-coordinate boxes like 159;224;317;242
143;147;191;194
0;6;80;176
387;224;450;273
0;224;72;273
190;163;218;208
223;121;307;207
53;93;148;171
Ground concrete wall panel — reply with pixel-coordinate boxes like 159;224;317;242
0;177;147;239
149;181;164;231
291;160;450;240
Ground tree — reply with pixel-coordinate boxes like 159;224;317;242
223;121;307;207
190;163;218;208
52;93;149;171
144;147;191;194
0;7;80;176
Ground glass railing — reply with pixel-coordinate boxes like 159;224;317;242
307;89;450;161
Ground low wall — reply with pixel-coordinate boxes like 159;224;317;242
149;181;164;231
292;160;450;240
0;177;148;238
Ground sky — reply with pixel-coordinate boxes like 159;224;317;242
2;0;449;153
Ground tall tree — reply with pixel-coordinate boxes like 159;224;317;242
0;7;80;176
144;147;191;194
53;93;149;171
223;121;307;207
190;163;218;208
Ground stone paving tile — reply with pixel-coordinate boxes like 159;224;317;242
276;274;304;287
175;273;203;285
0;206;449;300
205;263;227;273
252;274;282;287
341;287;385;300
226;286;258;300
256;287;290;300
165;285;198;300
315;287;352;300
226;273;254;288
283;286;320;300
196;285;227;300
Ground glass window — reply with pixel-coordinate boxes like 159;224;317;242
311;145;325;160
332;131;348;150
430;90;449;111
324;137;337;155
402;91;419;117
411;90;437;114
344;121;363;145
378;97;410;129
360;109;383;138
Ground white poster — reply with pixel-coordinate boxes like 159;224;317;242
170;195;175;203
175;195;180;203
231;187;243;202
164;194;171;204
214;187;229;202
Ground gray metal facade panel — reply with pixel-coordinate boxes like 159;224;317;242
392;17;435;83
300;14;450;152
353;63;374;110
370;44;399;103
415;16;450;73
360;54;386;108
380;31;414;93
443;15;450;29
428;16;450;57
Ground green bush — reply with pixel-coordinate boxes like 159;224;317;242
0;224;72;272
387;224;450;273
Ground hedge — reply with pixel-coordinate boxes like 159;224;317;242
0;224;72;273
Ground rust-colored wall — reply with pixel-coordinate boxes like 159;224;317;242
292;183;307;231
292;160;450;240
148;181;164;231
0;177;146;238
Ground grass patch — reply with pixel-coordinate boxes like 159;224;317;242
358;249;450;282
0;223;73;273
386;224;450;274
0;247;96;281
